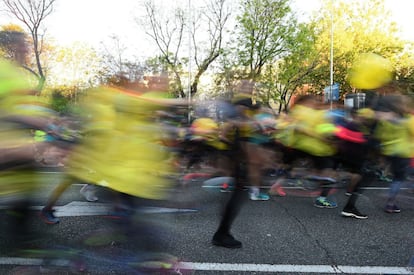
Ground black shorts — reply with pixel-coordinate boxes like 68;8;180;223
385;156;410;181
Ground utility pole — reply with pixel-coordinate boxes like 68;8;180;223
187;0;192;123
329;0;334;110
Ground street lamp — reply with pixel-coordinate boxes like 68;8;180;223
329;0;334;110
187;0;192;122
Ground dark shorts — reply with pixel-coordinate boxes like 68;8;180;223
385;156;410;181
309;155;335;170
274;143;334;170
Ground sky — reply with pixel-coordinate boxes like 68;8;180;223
1;0;413;54
47;0;142;45
46;0;149;57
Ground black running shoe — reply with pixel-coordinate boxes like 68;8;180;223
212;232;242;248
341;207;368;219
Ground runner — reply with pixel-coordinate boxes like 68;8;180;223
0;57;63;251
284;95;339;208
39;78;190;268
373;93;414;213
335;109;371;219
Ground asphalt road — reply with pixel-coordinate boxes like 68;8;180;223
0;171;414;274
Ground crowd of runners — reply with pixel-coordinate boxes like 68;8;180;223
0;33;412;266
179;88;414;215
0;53;193;271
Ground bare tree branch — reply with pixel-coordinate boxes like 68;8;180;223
1;0;56;90
139;0;230;97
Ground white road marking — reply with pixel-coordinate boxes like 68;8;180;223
202;185;410;190
182;262;414;274
0;258;412;274
0;257;70;266
0;201;198;216
0;180;411;274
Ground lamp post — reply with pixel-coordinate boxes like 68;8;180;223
187;0;192;123
329;0;334;110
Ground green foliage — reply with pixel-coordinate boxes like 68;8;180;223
143;55;186;98
309;0;407;94
233;0;297;80
224;0;319;112
44;86;81;115
267;23;320;112
221;0;414;111
144;55;169;75
393;42;414;94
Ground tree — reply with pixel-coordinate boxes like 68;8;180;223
188;0;230;96
308;0;407;95
139;0;230;98
392;42;414;95
256;23;320;112
98;35;146;88
139;0;185;97
1;0;56;90
47;42;103;89
212;0;310;110
232;0;297;81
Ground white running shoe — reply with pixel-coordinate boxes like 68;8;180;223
249;192;270;201
80;184;98;202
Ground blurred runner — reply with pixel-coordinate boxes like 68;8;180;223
373;93;414;213
0;58;62;251
39;77;190;270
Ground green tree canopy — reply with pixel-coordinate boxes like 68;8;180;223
309;0;408;95
233;0;297;81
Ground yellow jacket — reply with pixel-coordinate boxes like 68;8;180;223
67;87;173;200
374;114;414;158
288;105;337;157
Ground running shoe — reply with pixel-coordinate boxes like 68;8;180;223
249;192;270;201
220;182;234;193
384;204;401;213
314;197;337;208
39;208;60;224
212;232;242;248
269;183;286;197
379;175;393;182
345;189;361;196
80;185;98;202
341;207;368;219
